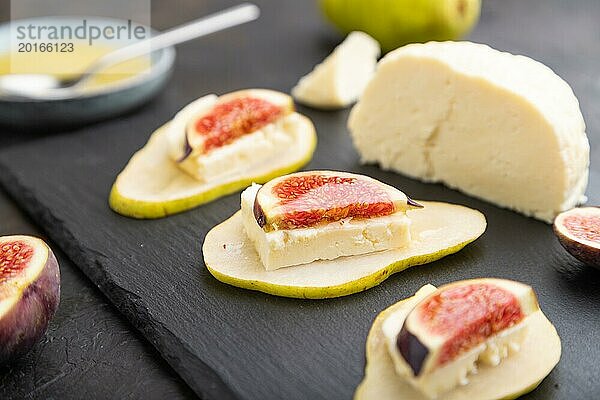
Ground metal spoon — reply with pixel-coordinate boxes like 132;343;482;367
0;3;260;99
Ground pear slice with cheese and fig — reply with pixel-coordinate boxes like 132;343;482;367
355;282;561;400
109;89;317;219
203;185;486;298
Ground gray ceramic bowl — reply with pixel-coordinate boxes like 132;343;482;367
0;17;176;132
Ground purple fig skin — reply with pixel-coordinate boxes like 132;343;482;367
177;135;194;163
0;248;60;364
253;196;267;228
554;226;600;268
553;208;600;269
407;197;424;209
397;324;429;376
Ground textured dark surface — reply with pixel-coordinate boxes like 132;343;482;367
0;193;195;399
1;0;599;399
0;2;196;400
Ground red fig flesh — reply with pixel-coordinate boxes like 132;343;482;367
184;90;293;157
397;279;539;376
0;235;60;363
554;207;600;268
253;170;422;230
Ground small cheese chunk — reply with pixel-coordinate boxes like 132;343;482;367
349;41;589;222
292;31;380;109
166;95;294;182
241;184;411;270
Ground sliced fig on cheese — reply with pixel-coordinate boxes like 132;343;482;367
202;200;486;299
253;170;422;231
1;235;60;363
355;282;561;400
180;89;294;160
394;279;539;397
554;207;600;268
109;90;316;219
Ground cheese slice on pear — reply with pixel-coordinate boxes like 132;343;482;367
349;41;589;222
202;201;486;299
292;31;380;109
355;284;561;400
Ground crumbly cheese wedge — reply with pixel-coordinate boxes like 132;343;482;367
382;279;539;399
241;183;411;270
292;31;380;109
349;41;589;222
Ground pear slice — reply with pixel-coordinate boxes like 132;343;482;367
291;31;380;109
355;284;561;400
109;96;317;219
202;201;486;298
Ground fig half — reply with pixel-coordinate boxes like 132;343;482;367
0;235;60;363
253;170;422;231
203;201;486;298
355;283;561;400
182;89;293;157
554;207;600;268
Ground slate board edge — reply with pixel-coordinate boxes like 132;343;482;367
0;163;238;400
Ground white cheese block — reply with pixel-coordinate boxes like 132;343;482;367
166;95;294;182
382;285;530;399
240;184;411;270
292;31;380;109
349;41;589;223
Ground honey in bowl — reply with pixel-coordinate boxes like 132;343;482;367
0;42;151;92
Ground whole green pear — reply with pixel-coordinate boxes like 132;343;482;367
319;0;481;52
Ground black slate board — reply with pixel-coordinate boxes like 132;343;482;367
1;0;600;399
0;193;194;400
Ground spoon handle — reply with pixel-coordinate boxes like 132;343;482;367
82;3;260;78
